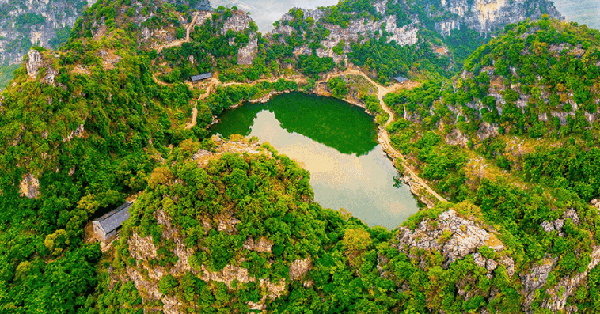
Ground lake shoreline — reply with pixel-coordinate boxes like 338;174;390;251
211;84;438;215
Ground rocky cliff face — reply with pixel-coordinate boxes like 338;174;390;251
0;0;95;65
268;0;560;68
436;0;562;35
221;10;258;65
0;0;561;69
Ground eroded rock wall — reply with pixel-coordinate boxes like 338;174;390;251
437;0;562;35
0;0;95;65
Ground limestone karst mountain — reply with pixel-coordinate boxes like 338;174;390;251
2;0;600;313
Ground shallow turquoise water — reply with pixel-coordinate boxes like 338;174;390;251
210;93;419;229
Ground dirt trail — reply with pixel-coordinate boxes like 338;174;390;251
185;76;281;129
155;11;199;53
185;78;218;129
153;72;170;86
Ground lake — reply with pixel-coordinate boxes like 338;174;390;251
210;93;419;229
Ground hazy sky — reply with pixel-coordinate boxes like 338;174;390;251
210;0;339;32
552;0;600;30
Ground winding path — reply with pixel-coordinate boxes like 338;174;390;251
155;11;200;53
141;6;446;205
337;68;447;204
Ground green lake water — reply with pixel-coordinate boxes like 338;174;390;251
210;92;419;229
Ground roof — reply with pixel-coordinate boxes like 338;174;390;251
95;201;133;234
394;76;408;83
191;73;213;81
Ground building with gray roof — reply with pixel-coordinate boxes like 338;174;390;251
92;201;133;242
191;73;213;82
394;76;408;84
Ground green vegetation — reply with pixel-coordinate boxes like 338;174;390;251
0;1;207;310
327;76;348;98
384;17;600;311
14;13;46;29
0;0;597;311
91;140;522;313
49;27;72;49
0;63;19;90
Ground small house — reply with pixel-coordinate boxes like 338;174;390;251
394;76;408;84
92;201;133;242
191;73;213;82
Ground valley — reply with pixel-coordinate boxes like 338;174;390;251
1;0;600;313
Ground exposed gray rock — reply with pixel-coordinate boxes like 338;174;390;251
394;210;507;269
477;122;500;140
521;257;557;311
19;173;40;199
62;124;84;143
237;33;257;65
192;149;211;161
564;209;579;225
0;0;96;65
222;10;252;35
436;0;561;36
486;258;498;271
541;246;600;312
243;236;273;253
289;258;312;281
445;128;470;147
541;210;580;236
541;220;555;232
26;50;58;85
272;2;418;63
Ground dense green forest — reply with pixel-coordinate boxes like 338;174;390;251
384;17;600;311
0;0;599;312
92;139;526;313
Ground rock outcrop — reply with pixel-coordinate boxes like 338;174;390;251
112;139;314;313
0;0;212;66
270;0;560;63
394;209;511;272
272;4;419;63
25;50;58;85
237;33;258;65
19;173;40;199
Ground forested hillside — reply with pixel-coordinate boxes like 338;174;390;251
384;17;600;312
93;137;526;313
0;0;597;313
